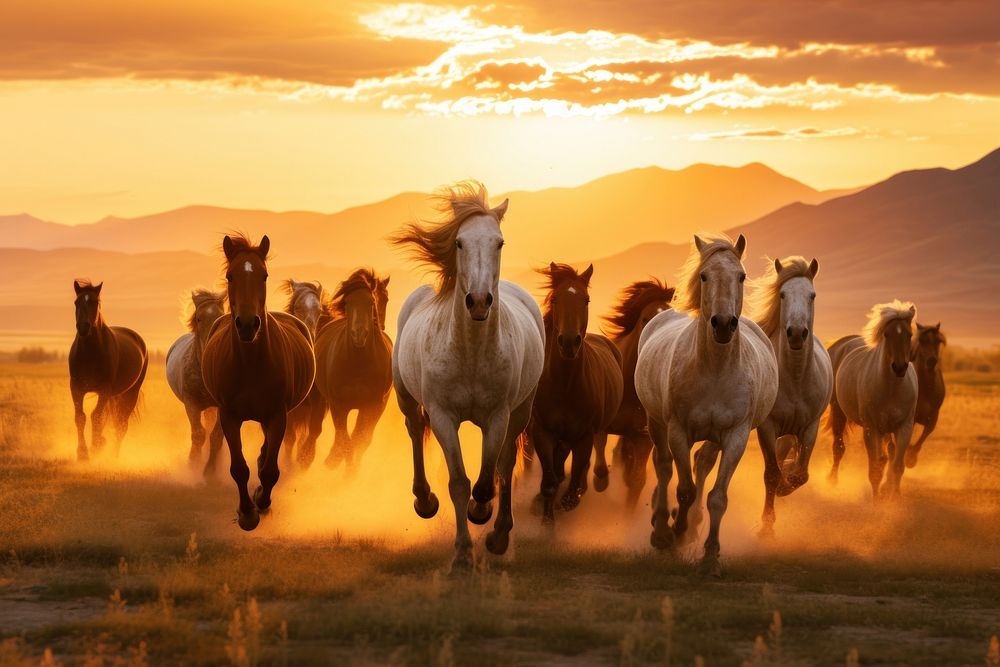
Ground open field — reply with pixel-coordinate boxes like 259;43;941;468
1;362;998;665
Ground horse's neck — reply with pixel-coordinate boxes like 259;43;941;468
80;316;113;353
872;341;903;387
775;333;812;380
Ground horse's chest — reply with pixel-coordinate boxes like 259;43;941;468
681;378;751;439
769;389;818;433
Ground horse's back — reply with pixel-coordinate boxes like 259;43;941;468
828;335;864;373
166;333;194;400
110;326;148;391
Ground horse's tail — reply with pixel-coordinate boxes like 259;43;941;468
514;432;533;476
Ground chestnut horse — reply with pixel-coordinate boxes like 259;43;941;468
166;289;227;476
529;263;623;524
201;235;315;530
69;280;148;460
905;322;947;468
314;269;393;470
593;278;675;509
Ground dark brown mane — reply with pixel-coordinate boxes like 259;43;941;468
389;181;505;297
331;268;378;317
74;279;101;295
537;263;589;331
604;278;675;340
187;288;226;332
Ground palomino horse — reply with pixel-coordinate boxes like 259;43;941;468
314;269;393;470
745;257;832;535
905;323;946;468
635;234;778;576
69;281;149;460
201;235;315;530
529;263;623;524
827;301;918;499
281;280;332;469
593;278;675;508
166;289;227;476
392;181;544;569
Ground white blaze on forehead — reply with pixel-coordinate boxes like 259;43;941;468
244;261;253;273
83;295;89;302
567;286;577;294
897;322;903;334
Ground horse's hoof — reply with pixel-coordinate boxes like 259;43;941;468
529;493;544;516
414;493;440;519
450;552;474;575
252;486;271;513
650;527;675;551
77;449;89;462
560;490;583;512
237;508;260;531
905;452;919;469
827;471;839;486
467;498;493;525
777;474;807;497
593;473;609;493
485;530;510;555
758;524;776;540
699;556;723;579
541;513;555;528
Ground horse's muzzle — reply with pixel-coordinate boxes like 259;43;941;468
76;323;92;337
710;315;738;344
465;292;493;322
786;326;809;351
235;315;261;343
891;361;909;377
351;330;369;348
926;357;938;370
557;334;583;360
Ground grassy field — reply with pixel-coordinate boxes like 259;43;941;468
1;362;998;666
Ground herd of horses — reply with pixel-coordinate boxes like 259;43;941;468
66;180;947;574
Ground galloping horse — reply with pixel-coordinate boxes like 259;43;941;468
827;300;918;499
636;234;778;576
746;257;832;535
593;278;675;508
201;235;315;530
529;263;623;524
905;322;947;469
69;280;149;461
314;269;393;470
281;280;332;469
392;181;544;569
166;289;227;475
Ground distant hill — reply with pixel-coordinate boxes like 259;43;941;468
572;147;1000;341
0;163;851;270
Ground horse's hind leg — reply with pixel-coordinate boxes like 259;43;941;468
647;418;675;550
532;424;559;525
690;441;721;535
701;427;751;578
561;434;594;511
592;432;610;492
862;427;884;501
486;393;533;555
781;419;820;495
397;384;437;519
622;433;653;512
828;401;848;484
297;391;327;469
351;396;388;466
219;411;258;531
757;422;781;538
71;387;88;461
253;411;287;514
184;402;207;467
884;419;914;498
905;419;935;469
91;394;110;454
324;404;351;469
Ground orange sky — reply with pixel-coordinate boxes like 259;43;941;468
1;0;998;222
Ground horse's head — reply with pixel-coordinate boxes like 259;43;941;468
73;280;102;337
457;199;507;322
885;317;914;377
542;263;593;360
222;234;270;343
913;322;945;371
191;290;226;348
345;282;377;348
695;234;747;345
776;257;819;351
285;280;324;337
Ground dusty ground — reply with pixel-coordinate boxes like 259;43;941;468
0;362;998;665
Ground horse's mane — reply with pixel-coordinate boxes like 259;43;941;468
390;181;505;297
603;278;675;341
748;256;815;337
862;299;916;348
537;263;589;332
331;268;379;318
282;280;324;316
672;233;743;316
185;288;226;332
375;275;390;330
220;232;270;264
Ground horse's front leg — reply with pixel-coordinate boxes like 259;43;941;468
757;421;781;538
71;386;88;461
904;418;935;469
862;427;884;501
690;441;721;535
561;433;594;511
828;398;848;484
298;390;327;469
532;423;559;525
254;411;287;513
219;411;258;531
622;432;654;512
352;395;388;465
884;417;914;498
702;426;751;578
396;384;437;519
780;419;820;495
647;417;675;550
428;408;473;570
469;408;510;526
184;402;207;466
592;432;610;492
486;392;533;555
91;394;110;453
324;404;350;470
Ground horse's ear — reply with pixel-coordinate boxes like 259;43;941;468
492;198;509;222
908;304;916;318
222;235;235;261
693;235;705;252
934;322;941;330
258;235;270;258
382;276;390;287
773;258;783;273
581;264;594;284
808;258;819;278
734;234;746;258
73;280;83;295
95;282;103;294
549;261;557;273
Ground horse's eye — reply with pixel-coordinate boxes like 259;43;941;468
456;239;463;250
498;240;505;249
739;273;746;283
780;292;785;300
226;273;233;281
810;294;816;301
699;272;707;282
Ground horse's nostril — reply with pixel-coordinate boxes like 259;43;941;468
485;293;494;307
729;317;738;332
787;327;794;338
557;335;565;347
465;293;474;310
252;316;261;331
574;335;582;346
710;315;719;328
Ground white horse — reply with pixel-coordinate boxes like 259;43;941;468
636;233;778;576
746;256;832;535
391;182;544;570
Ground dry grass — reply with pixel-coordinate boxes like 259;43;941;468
1;362;999;665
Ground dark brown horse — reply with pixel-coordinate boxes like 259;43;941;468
201;235;315;530
314;268;393;470
593;278;675;508
69;280;148;460
905;322;947;468
529;263;623;523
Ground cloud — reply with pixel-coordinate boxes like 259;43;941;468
689;127;865;141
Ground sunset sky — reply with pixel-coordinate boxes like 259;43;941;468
2;0;998;223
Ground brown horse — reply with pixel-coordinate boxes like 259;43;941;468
69;280;148;460
281;280;333;469
529;263;623;523
905;322;947;468
201;235;315;530
314;268;393;470
592;278;675;508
